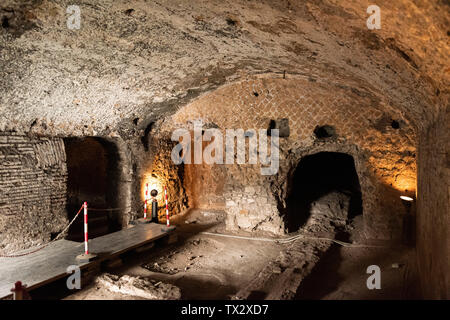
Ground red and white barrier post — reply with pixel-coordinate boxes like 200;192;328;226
162;186;175;231
136;183;152;224
76;201;97;262
11;281;28;300
164;186;170;227
83;201;89;254
144;183;148;219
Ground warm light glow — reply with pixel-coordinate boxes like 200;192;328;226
147;184;159;193
142;176;163;202
400;195;414;201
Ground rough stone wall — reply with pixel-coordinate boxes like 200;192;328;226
416;108;449;299
160;77;417;239
139;136;188;222
0;132;68;254
0;0;446;139
223;165;285;235
184;160;226;210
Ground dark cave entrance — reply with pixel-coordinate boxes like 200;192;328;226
64;137;122;241
285;152;362;233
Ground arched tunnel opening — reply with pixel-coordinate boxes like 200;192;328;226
285;152;363;233
64;137;122;241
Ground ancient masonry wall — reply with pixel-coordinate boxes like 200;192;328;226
0;132;68;254
139;137;188;222
416;108;449;299
159;77;417;240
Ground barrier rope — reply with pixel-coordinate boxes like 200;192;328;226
0;205;85;258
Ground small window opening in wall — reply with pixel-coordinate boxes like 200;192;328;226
314;125;336;139
268;119;290;137
391;120;400;129
1;17;9;28
226;17;237;26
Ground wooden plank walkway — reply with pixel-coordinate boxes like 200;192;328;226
0;223;172;299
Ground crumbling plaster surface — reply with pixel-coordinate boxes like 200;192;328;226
0;0;447;137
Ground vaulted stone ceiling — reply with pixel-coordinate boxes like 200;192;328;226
0;0;448;138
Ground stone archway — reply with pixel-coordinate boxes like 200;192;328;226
64;137;128;241
285;151;362;233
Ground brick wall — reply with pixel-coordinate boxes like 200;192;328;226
0;132;68;254
159;77;417;239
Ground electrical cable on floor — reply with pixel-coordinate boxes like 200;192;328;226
199;231;387;248
200;232;279;242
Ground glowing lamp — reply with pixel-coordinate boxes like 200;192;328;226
143;176;162;201
400;195;414;214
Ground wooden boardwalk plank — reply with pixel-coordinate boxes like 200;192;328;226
0;223;171;299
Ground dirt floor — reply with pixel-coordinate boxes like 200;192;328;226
64;209;286;300
60;202;421;300
295;245;421;300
